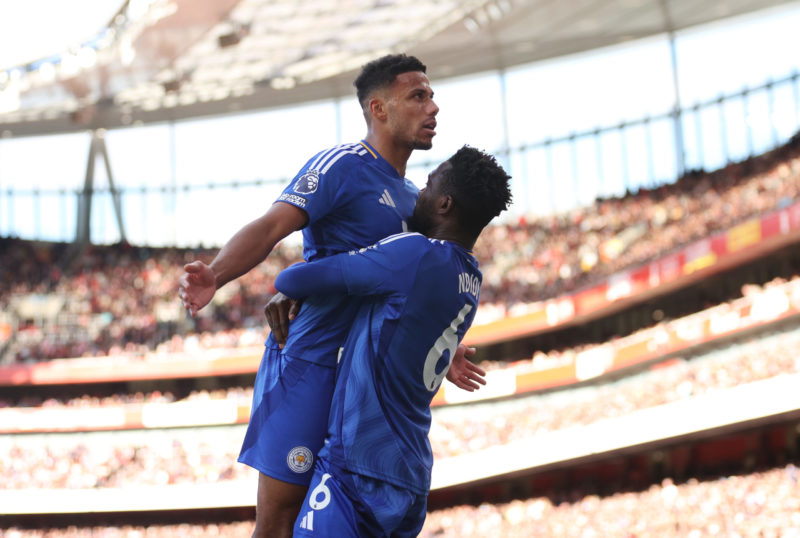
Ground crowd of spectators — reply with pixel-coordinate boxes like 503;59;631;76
2;289;799;487
2;132;800;363
0;237;300;363
0;426;254;490
3;269;797;414
419;464;800;537
476;133;800;308
2;464;797;537
0;385;253;410
429;320;800;458
0;522;256;537
3;135;800;533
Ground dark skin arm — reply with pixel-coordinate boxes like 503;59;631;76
179;202;307;316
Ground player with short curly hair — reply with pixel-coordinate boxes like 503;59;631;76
278;146;512;536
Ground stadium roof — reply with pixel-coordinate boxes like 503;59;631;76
0;0;794;137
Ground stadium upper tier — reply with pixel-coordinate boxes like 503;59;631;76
1;0;794;137
1;131;800;364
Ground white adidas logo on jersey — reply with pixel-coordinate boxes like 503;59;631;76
299;510;314;530
378;189;396;208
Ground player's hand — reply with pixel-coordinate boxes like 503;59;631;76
179;261;216;317
264;292;303;348
447;344;486;392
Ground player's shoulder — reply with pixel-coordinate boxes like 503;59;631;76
307;142;374;176
402;236;478;270
376;233;453;258
347;232;427;259
378;232;428;247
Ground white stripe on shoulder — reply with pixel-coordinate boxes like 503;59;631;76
308;145;345;171
308;143;361;171
379;232;422;245
320;145;369;174
309;143;364;173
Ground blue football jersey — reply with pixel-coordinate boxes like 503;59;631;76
272;141;418;365
275;233;482;495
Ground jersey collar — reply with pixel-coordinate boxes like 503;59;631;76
447;240;478;265
360;140;404;179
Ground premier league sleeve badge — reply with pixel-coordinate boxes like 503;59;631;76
293;170;320;195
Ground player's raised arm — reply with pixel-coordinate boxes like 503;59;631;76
179;202;307;316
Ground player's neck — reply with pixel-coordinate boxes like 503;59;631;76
429;226;475;251
364;133;411;177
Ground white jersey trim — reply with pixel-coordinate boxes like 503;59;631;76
379;232;422;246
320;146;369;174
308;143;368;174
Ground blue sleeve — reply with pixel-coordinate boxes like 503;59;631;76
275;233;430;299
339;234;426;296
274;259;348;299
275;148;356;225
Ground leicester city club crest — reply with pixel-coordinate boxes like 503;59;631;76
287;446;314;473
293;170;319;195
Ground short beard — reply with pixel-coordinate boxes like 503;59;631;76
407;212;432;235
412;139;433;150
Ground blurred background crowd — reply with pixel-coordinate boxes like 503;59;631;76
2;465;797;537
2;133;800;365
420;464;800;537
2;290;798;489
3;125;800;538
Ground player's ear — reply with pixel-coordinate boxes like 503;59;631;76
368;96;387;121
438;194;454;215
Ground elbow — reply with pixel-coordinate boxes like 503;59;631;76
274;274;300;299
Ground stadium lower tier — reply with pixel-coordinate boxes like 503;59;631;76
2;462;798;537
3;319;800;493
422;464;800;537
2;367;799;511
3;274;800;435
2;302;800;535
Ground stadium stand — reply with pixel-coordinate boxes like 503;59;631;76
2;132;800;536
0;239;302;364
477;133;800;312
2;285;800;488
2;131;800;366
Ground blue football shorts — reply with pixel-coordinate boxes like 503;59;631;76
294;457;428;537
238;345;335;486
